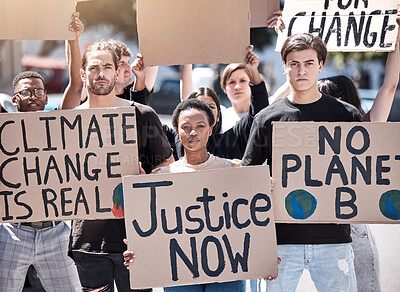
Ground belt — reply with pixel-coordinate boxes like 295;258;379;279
20;221;61;229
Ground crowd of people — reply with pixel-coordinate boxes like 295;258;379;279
0;8;399;292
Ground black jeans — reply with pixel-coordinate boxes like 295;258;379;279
71;251;152;292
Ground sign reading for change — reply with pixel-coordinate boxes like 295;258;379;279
0;107;139;222
272;122;400;223
276;0;400;52
123;166;277;289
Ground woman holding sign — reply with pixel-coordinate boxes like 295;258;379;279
131;46;269;161
124;99;277;291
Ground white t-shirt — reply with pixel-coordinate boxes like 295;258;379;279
155;154;237;174
220;105;247;133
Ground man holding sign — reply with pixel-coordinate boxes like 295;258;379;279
67;41;173;292
243;34;362;291
0;71;82;291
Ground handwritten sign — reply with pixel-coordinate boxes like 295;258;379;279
137;0;250;66
272;122;400;223
0;107;139;222
276;0;400;52
123;166;277;289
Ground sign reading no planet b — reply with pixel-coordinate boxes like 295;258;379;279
0;107;139;222
276;0;400;52
123;166;277;289
272;122;400;223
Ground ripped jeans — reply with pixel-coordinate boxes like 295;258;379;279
266;244;357;292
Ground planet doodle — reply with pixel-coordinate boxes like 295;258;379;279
379;190;400;220
285;189;317;220
112;183;124;218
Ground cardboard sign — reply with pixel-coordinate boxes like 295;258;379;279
250;0;280;28
0;0;76;40
123;166;277;289
137;0;250;66
272;122;400;223
276;0;400;52
0;107;139;222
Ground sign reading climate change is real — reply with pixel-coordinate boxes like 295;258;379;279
0;107;139;222
276;0;400;52
123;166;277;289
272;122;400;223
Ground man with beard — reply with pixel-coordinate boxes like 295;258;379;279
68;41;174;292
61;39;158;109
0;71;82;292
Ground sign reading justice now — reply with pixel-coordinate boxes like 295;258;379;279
276;0;400;52
0;107;139;222
123;166;277;289
272;122;400;223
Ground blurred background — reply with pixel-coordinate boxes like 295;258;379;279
1;0;399;120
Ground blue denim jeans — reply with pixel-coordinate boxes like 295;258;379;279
266;244;357;292
351;224;380;292
163;280;246;292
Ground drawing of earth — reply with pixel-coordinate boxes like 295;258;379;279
285;189;317;220
379;190;400;220
112;183;124;218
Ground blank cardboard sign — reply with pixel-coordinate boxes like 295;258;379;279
137;0;250;66
276;0;400;52
0;107;139;222
123;166;277;289
250;0;280;28
0;0;76;40
272;122;400;224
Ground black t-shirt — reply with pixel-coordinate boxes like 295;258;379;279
70;103;172;254
208;81;269;159
242;94;363;245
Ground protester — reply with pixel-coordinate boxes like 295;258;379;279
218;62;255;132
131;46;269;160
66;41;173;292
123;99;278;291
104;41;158;103
242;33;362;291
0;71;82;292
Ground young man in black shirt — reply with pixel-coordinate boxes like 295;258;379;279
242;33;361;291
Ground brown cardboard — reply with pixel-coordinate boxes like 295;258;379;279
276;0;400;52
0;107;139;222
250;0;280;28
272;122;400;224
123;165;277;289
137;0;250;66
0;0;76;40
